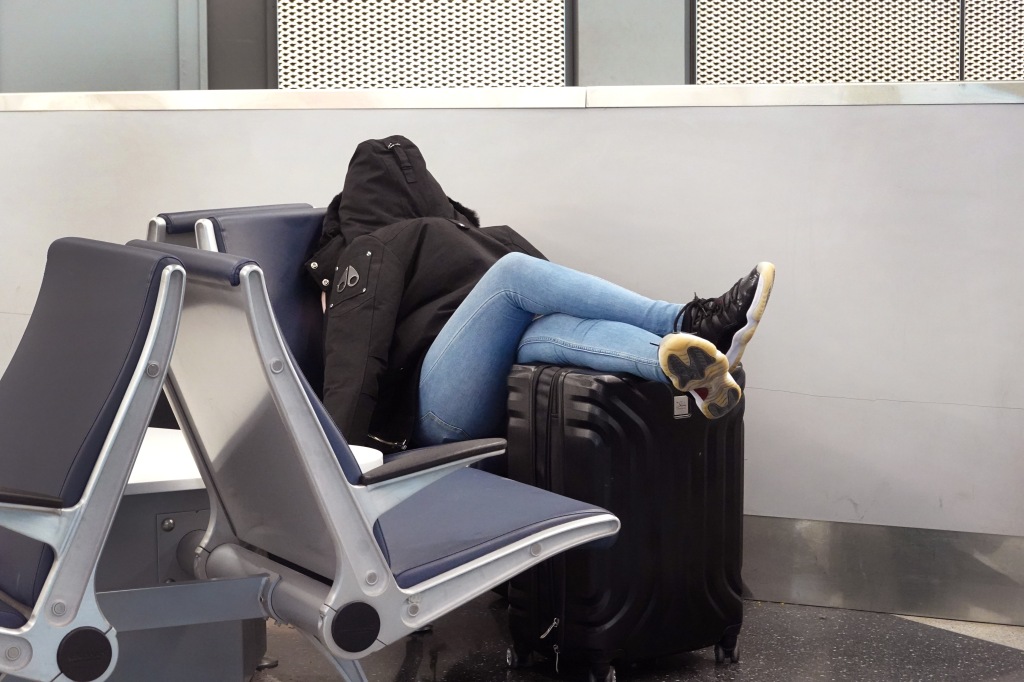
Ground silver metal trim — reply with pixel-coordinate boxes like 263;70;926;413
146;216;167;243
195;218;217;251
96;578;268;632
2;82;1023;112
237;263;393;589
0;87;586;112
586;81;1024;107
744;515;1024;626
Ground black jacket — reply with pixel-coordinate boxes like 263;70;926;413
306;136;544;450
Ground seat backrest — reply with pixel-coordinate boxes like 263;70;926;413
200;208;327;396
129;240;361;579
149;204;311;248
149;204;327;396
0;238;183;624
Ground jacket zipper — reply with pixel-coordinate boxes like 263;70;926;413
542;367;570;671
532;366;556;661
551;376;570;670
529;366;544;488
386;141;417;183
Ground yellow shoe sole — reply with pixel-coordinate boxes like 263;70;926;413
658;333;742;419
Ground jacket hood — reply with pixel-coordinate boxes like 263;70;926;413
323;135;480;249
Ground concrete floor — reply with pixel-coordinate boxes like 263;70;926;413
252;596;1024;682
900;615;1024;652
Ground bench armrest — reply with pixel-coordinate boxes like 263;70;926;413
358;438;506;486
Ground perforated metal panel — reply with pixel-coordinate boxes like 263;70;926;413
964;0;1024;81
277;0;566;89
695;0;961;84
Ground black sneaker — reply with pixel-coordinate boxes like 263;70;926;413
677;262;775;370
658;333;742;419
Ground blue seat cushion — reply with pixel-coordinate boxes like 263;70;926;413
0;597;27;629
374;468;608;589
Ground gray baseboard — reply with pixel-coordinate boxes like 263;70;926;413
743;515;1024;626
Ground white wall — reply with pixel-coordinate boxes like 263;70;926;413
1;101;1021;536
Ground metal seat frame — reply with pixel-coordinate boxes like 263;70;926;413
135;229;619;682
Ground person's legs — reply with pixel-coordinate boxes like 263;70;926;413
465;252;685;335
416;254;684;443
416;253;734;443
516;314;665;383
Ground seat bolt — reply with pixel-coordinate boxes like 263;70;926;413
365;571;378;586
408;604;420;617
146;363;160;377
530;543;542;557
51;601;66;616
4;647;20;661
311;262;318;270
270;359;284;374
162;518;176;532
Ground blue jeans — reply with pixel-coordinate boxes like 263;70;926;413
415;253;682;444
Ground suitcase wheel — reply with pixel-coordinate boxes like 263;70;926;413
714;642;740;665
505;645;531;669
588;663;616;682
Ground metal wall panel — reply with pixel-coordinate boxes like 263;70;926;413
695;0;961;84
744;515;1024;626
276;0;566;89
964;0;1024;81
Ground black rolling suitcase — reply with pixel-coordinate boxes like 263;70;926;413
505;364;746;682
